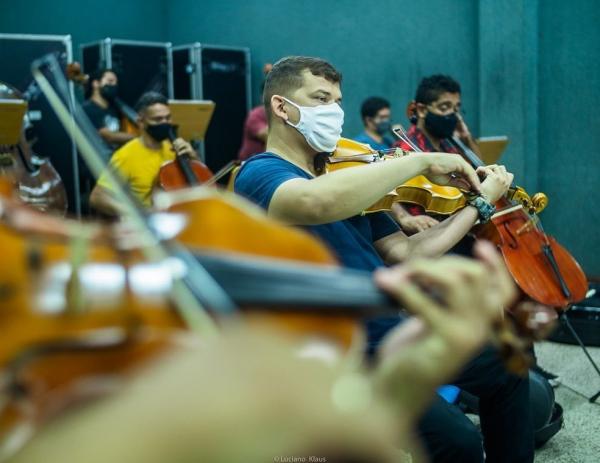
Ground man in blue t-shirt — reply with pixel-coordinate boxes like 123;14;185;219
354;96;395;151
234;56;532;463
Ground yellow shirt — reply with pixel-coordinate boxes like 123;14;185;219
97;138;175;206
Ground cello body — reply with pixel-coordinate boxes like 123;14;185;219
475;198;588;308
0;82;67;215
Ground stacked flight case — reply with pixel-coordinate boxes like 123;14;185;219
0;33;80;214
81;38;173;111
172;43;251;172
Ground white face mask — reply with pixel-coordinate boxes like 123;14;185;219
282;97;344;153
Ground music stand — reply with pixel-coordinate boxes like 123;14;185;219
476;136;509;164
0;99;27;145
168;99;215;141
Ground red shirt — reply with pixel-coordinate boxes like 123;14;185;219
237;106;268;161
392;124;459;154
392;124;459;215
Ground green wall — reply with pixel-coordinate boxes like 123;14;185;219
538;0;600;278
1;0;598;276
0;0;166;54
165;0;481;138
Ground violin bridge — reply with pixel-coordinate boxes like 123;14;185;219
516;219;536;236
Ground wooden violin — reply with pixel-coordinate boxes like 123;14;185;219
327;137;466;215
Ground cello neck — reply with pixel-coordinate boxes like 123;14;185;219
176;154;199;186
168;127;199;186
114;98;138;126
451;136;484;168
451;136;517;190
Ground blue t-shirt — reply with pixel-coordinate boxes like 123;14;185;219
234;152;409;359
234;152;399;272
354;131;393;151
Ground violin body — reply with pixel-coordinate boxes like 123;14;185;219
328;138;466;215
0;198;186;456
0;190;373;456
393;175;466;215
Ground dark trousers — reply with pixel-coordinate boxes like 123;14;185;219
366;317;534;463
417;347;534;463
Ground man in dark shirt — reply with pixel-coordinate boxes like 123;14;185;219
235;56;532;463
82;69;135;149
391;75;485;230
80;69;135;214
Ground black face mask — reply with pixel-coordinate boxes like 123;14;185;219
375;120;392;135
100;84;118;102
145;122;173;142
424;111;458;139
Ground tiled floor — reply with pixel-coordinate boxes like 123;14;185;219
534;341;600;463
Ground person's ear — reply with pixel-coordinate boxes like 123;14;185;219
271;95;297;124
93;79;101;91
415;102;427;120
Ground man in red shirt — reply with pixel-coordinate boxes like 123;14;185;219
238;64;272;161
392;75;482;224
395;74;481;156
237;104;268;160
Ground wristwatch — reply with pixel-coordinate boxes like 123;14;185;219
466;194;496;223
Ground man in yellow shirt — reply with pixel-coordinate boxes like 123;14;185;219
90;92;196;216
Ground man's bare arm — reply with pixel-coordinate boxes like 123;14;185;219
376;165;513;263
375;205;478;263
268;153;481;225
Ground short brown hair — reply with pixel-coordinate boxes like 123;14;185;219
263;56;342;120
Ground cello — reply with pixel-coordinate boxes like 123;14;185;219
156;126;241;191
450;135;588;308
156;125;213;190
0;82;67;215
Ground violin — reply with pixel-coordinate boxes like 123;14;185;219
0;171;557;457
0;183;390;457
327;138;467;215
0;83;67;215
